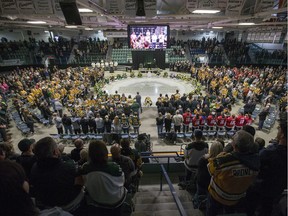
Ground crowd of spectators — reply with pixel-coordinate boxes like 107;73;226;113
0;60;286;215
168;47;186;57
209;45;225;63
154;64;286;138
188;37;218;54
74;38;108;63
0;134;143;215
1;65;143;139
169;60;191;72
0;37;108;65
0;37;37;64
169;37;185;47
37;37;74;64
223;39;251;64
255;49;287;62
187;37;220;64
0;31;287;216
1;35;286;67
0;62;284;141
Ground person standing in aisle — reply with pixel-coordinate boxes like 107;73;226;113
135;92;142;114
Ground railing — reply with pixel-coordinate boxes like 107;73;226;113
141;151;184;172
159;164;187;216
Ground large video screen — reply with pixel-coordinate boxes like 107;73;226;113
128;25;170;49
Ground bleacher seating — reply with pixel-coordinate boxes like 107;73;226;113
112;45;132;64
11;111;31;135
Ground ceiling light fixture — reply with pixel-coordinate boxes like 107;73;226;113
192;10;220;14
85;27;94;30
238;22;255;25
65;25;78;28
27;21;46;24
78;8;93;13
212;26;223;29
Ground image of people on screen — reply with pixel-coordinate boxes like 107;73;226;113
130;26;168;49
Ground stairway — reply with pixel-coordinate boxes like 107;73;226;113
132;184;204;216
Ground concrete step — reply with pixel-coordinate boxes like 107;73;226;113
135;195;190;204
134;190;175;197
134;201;195;212
132;209;203;216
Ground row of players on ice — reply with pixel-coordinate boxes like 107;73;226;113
156;109;253;133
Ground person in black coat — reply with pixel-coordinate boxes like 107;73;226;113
88;117;96;133
257;107;269;130
80;116;89;134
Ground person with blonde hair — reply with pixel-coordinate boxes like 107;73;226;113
164;112;172;133
113;116;122;134
194;141;224;208
78;148;88;166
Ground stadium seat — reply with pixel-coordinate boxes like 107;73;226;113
208;130;217;138
226;130;236;138
121;134;129;139
176;133;185;138
217;130;226;138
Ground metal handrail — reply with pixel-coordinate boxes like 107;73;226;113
140;151;184;171
160;164;187;216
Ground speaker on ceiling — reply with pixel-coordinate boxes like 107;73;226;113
136;0;145;16
59;0;82;25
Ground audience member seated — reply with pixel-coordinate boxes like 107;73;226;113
30;137;84;213
79;140;131;216
206;130;260;216
16;138;36;180
70;139;84;163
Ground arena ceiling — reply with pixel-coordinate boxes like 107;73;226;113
0;0;286;32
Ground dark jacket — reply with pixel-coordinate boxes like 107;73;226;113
16;154;37;180
70;148;83;162
255;144;287;198
197;156;210;189
30;158;81;207
62;116;72;126
258;110;269;121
